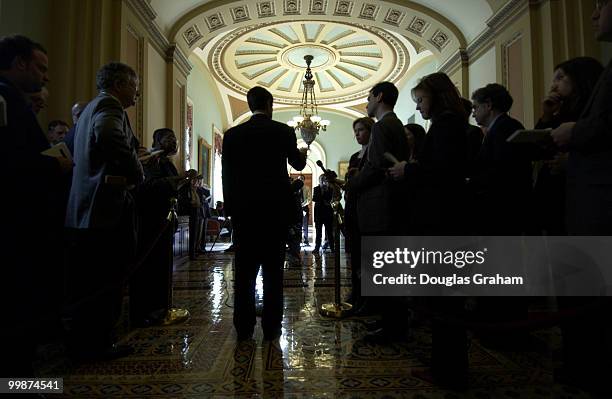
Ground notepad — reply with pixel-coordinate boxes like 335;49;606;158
383;152;400;165
138;149;164;161
41;142;72;163
507;129;553;144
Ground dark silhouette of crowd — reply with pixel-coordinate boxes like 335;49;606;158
1;1;611;392
0;35;204;377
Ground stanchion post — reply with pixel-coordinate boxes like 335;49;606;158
162;198;190;325
319;195;352;318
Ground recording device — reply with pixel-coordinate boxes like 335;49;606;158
316;160;345;188
316;160;335;177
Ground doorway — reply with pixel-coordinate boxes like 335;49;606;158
290;172;313;226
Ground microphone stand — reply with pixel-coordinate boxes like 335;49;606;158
161;198;190;325
318;173;353;318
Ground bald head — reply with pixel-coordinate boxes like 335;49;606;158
71;101;87;124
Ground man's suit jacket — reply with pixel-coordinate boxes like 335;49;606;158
65;92;143;229
1;77;65;321
63;124;76;155
312;184;333;222
566;60;612;233
347;112;409;233
473;113;530;189
222;113;306;225
472;113;531;234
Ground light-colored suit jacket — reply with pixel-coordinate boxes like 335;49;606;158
65;92;143;229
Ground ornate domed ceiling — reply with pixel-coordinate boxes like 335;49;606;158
204;21;410;105
159;0;500;121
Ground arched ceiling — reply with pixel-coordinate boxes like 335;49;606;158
151;0;497;43
200;21;414;106
147;0;505;123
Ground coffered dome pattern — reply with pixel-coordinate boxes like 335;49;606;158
206;21;410;105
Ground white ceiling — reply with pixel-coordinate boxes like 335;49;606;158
150;0;494;43
199;21;421;106
410;0;492;42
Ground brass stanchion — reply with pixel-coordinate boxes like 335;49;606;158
319;187;352;318
162;198;190;325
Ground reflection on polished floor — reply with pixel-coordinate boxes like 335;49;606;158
45;243;591;398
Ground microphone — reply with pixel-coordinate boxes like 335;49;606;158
316;160;331;174
316;160;338;178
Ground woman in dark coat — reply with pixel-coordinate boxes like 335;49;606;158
388;72;468;234
388;73;470;388
532;57;604;235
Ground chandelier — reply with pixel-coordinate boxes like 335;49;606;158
287;55;330;147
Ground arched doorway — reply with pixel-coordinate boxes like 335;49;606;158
288;139;327;228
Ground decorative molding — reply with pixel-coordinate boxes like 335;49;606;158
406;16;430;37
501;32;523;87
383;9;405;27
205;12;226;32
269;27;300;44
439;49;468;75
183;24;203;47
429;29;451;51
339;50;382;58
466;0;528;62
166;45;193;77
320;29;355;45
126;0;169;57
436;0;528;71
402;35;427;53
486;0;525;28
334;0;353;16
126;24;145;143
284;0;301;15
309;0;328;15
358;3;379;20
245;37;287;48
235;49;280;55
333;39;376;49
230;5;250;22
257;1;276;18
235;57;277;69
339;57;379;71
127;0;157;21
208;21;408;105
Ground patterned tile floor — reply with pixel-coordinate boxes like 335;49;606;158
43;242;599;398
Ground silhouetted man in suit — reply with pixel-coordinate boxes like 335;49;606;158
312;175;334;252
345;81;410;338
65;62;144;359
471;83;532;235
0;34;71;377
63;101;88;155
222;86;306;341
346;81;410;235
